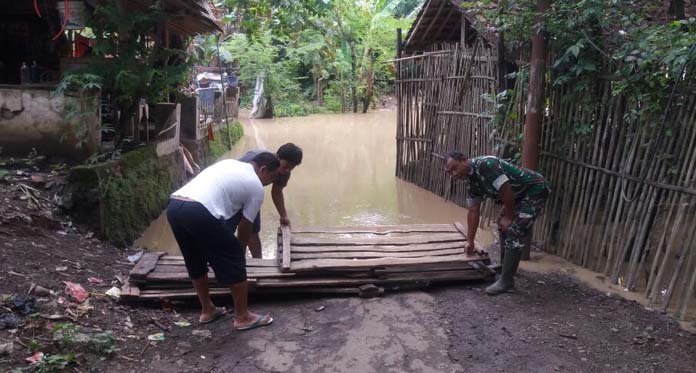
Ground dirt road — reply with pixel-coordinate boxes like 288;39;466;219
100;271;696;373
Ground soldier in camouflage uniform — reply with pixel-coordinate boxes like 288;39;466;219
445;152;551;295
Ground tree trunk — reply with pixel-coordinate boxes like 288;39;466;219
313;75;319;103
521;0;550;172
520;0;550;261
669;0;686;19
362;48;375;114
116;102;135;145
317;78;325;106
349;42;358;113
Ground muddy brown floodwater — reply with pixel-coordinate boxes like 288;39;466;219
136;109;494;256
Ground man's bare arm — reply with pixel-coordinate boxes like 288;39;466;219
499;182;515;220
467;203;481;254
237;217;253;249
271;184;290;225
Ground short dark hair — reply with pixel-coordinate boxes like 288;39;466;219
445;151;467;162
251;152;280;171
277;143;303;165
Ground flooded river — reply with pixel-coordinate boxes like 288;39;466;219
136;110;493;257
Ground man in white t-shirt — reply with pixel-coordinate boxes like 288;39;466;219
167;152;279;330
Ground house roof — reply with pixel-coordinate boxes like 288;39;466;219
403;0;696;53
161;0;221;35
87;0;221;35
403;0;498;52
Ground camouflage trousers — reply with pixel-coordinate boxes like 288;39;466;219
500;183;551;252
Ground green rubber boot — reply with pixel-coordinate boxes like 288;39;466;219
485;248;521;296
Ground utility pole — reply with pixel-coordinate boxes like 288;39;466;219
521;0;550;171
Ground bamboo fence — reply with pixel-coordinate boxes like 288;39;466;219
395;41;696;323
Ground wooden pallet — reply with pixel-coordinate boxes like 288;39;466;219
278;222;486;272
121;222;492;301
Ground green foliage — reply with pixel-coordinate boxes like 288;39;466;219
86;3;192;107
69;146;185;241
33;353;76;373
216;0;416;115
52;73;103;149
223;31;304;108
208;122;245;160
274;101;329;117
475;0;696;137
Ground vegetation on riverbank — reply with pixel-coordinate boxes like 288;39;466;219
194;0;422;117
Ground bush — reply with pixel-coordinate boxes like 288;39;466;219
274;101;330;117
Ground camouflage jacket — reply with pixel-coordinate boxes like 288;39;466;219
466;156;548;207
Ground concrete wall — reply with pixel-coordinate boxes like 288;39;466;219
0;85;100;158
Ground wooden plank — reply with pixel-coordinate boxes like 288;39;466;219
292;224;457;234
155;260;278;269
129;252;166;278
130;286;367;300
254;270;483;287
382;270;484;282
386;50;454;63
374;263;477;274
156;256;278;267
454;221;489;255
404;0;432;46
290;254;488;272
418;0;448;42
151;265;285;274
291;242;467;253
124;270;483;300
133;270;294;283
291;233;465;246
281;225;291;272
291;247;465;260
437;111;495;119
119;284;141;299
133;288;231;299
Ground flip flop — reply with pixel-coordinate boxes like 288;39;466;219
236;314;273;331
199;307;227;324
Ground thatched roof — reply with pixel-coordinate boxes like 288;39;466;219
403;0;497;52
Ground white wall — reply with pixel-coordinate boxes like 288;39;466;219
0;85;100;158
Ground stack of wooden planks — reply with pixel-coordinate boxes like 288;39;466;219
121;223;492;301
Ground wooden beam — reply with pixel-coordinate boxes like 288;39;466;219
418;0;448;42
130;252;166;278
292;248;466;260
291;233;465;246
289;253;489;272
281;225;292;272
157;257;278;267
291;242;467;253
432;5;457;44
461;13;468;45
292;224;457;234
405;0;433;47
